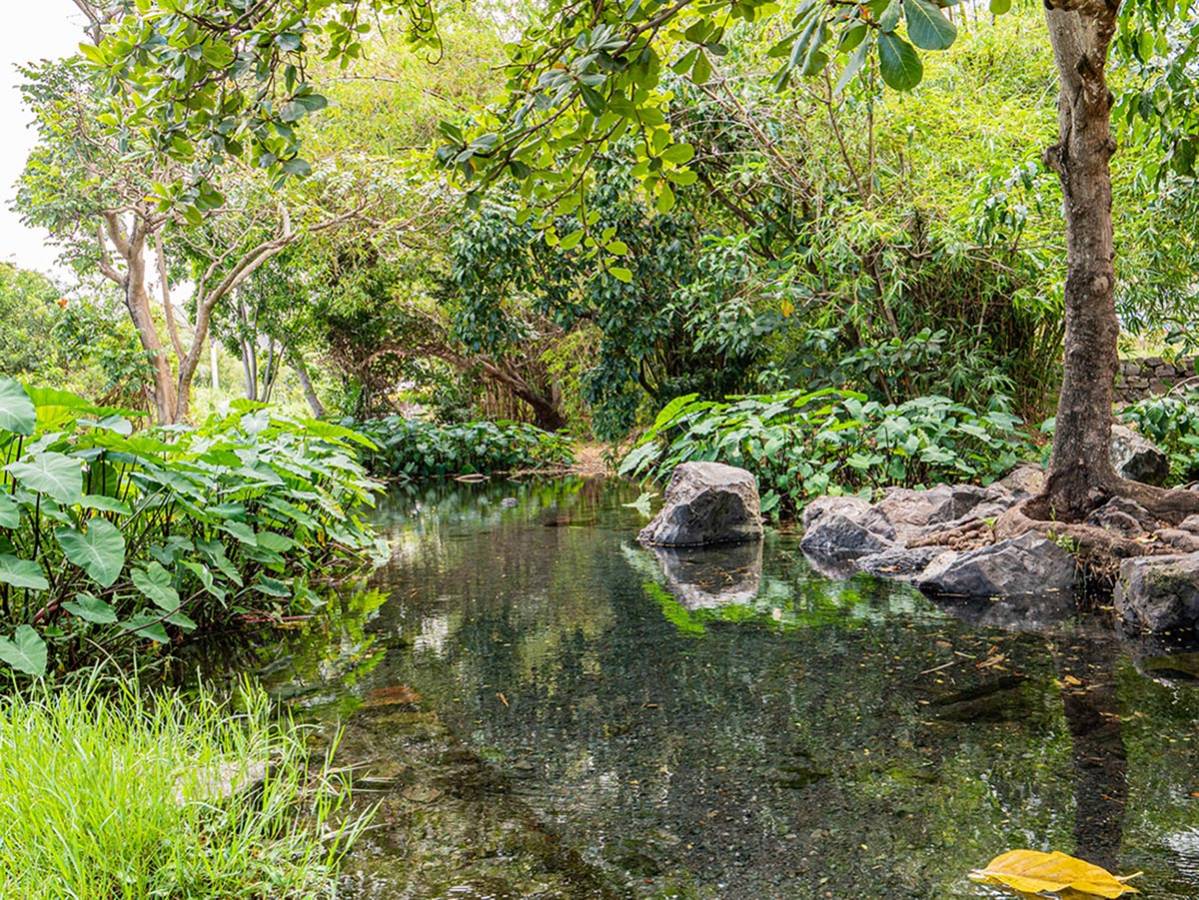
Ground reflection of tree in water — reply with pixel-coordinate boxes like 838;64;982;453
1057;639;1128;872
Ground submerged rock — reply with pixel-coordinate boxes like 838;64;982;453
1115;554;1199;634
915;532;1076;599
650;541;763;609
638;461;763;547
1110;424;1170;486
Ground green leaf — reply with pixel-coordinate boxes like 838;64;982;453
0;626;46;677
131;562;180;611
62;591;118;624
55;520;126;588
0;554;48;591
220;521;258;546
0;378;35;436
661;143;695;165
903;0;957;51
80;495;132;516
609;266;634;283
119;614;169;644
989;0;1012;12
877;33;924;90
7;452;83;504
0;495;20;529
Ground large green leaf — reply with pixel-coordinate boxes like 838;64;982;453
62;591;119;624
0;625;47;677
131;562;180;610
0;495;20;529
119;613;169;644
0;378;35;436
0;554;48;590
56;519;126;588
7;452;84;505
877;32;923;90
903;0;957;51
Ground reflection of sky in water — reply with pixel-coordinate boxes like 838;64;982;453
284;478;1199;898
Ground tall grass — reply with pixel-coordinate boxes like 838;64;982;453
0;678;361;898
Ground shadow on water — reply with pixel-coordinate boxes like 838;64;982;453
252;478;1199;898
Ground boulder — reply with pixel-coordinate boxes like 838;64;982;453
915;532;1076;599
800;503;895;562
638;462;763;547
855;546;944;580
1115;554;1199;634
871;484;995;540
1110;424;1170;486
801;495;872;531
997;464;1046;499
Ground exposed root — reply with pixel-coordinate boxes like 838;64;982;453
908;519;993;550
995;500;1150;560
1106;478;1199;524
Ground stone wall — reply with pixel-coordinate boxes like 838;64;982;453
1115;356;1199;403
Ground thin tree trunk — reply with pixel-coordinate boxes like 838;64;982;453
124;243;178;424
1039;1;1122;521
291;352;326;418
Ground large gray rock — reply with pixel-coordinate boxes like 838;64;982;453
997;464;1046;499
1086;496;1157;536
800;513;895;563
1110;424;1170;486
872;484;996;539
801;495;872;531
915;532;1076;599
638;462;763;547
1115;554;1199;634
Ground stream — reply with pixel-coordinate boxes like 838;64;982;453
259;478;1199;898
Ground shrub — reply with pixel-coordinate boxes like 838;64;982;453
0;678;361;898
0;380;385;678
620;389;1035;518
347;416;574;480
1119;389;1199;482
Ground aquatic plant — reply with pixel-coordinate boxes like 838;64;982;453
0;379;386;678
346;416;574;480
620;389;1035;518
0;678;362;898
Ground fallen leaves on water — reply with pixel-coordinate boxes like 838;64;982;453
969;849;1140;898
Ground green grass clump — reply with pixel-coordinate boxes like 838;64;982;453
0;679;359;898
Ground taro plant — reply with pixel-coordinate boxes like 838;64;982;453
346;416;574;480
0;379;386;678
620;389;1035;519
1119;389;1199;483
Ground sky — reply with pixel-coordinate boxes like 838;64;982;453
0;3;90;278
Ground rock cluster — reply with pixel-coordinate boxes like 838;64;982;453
799;474;1078;601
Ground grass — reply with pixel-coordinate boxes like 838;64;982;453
0;677;362;899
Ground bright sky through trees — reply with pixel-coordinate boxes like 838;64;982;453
0;4;84;275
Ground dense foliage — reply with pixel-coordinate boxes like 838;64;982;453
0;379;384;678
620;390;1035;517
348;417;574;481
0;680;360;897
1120;390;1199;484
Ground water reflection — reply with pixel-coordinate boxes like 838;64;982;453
263;479;1199;898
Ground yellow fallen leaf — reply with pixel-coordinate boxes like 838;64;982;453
969;850;1139;898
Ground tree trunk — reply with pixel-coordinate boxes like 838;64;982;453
291;353;326;418
1039;2;1122;521
124;246;178;425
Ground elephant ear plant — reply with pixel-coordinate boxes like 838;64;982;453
0;378;386;679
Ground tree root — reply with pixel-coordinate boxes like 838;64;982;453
908;519;992;550
994;500;1150;560
1105;478;1199;524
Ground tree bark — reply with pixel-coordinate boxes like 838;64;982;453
1039;0;1123;521
291;352;326;418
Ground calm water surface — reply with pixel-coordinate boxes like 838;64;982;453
269;478;1199;899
